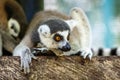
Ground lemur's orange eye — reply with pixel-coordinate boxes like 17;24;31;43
55;36;61;41
54;34;63;42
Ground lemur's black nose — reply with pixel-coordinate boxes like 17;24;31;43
61;43;71;51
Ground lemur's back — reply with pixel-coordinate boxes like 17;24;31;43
26;11;70;35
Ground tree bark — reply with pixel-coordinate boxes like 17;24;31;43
0;56;120;80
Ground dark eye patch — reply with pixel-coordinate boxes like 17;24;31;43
53;34;63;42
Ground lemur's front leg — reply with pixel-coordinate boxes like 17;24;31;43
78;34;93;59
13;43;36;74
64;7;93;59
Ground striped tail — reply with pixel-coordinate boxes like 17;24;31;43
92;48;120;56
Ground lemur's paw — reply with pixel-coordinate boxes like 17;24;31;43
13;45;36;74
80;49;93;60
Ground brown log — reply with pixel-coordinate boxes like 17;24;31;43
0;56;120;80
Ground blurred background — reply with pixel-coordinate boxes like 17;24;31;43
18;0;120;48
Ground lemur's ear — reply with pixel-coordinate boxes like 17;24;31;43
38;25;51;38
5;0;28;39
8;18;20;37
70;7;90;27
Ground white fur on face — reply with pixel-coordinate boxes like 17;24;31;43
8;18;20;37
38;24;70;49
57;30;69;48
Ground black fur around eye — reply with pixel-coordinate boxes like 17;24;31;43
53;34;63;42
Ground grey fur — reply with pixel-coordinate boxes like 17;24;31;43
40;19;70;34
31;27;40;44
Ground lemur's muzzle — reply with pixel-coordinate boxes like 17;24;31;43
59;43;71;52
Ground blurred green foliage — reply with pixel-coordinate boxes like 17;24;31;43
114;0;120;17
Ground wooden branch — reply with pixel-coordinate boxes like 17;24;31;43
0;56;120;80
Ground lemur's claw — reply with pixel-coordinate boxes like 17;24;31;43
81;49;93;60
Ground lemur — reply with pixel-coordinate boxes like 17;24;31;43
0;0;28;56
13;7;93;74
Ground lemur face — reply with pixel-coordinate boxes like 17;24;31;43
37;19;72;52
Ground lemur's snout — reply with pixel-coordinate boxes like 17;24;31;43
60;43;71;51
